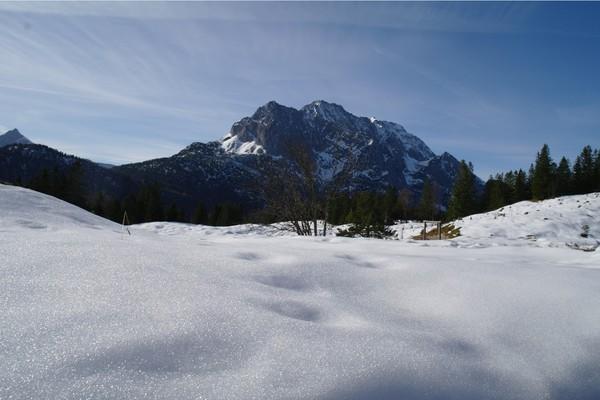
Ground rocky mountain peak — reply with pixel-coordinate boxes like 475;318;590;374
301;100;350;122
0;129;33;148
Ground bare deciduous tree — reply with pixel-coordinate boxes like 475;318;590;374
261;138;357;236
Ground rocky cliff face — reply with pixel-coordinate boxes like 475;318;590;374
216;100;462;203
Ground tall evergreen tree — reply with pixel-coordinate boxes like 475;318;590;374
123;194;141;223
166;203;182;222
192;202;208;224
531;144;556;200
142;184;164;222
92;192;106;217
210;203;243;226
64;161;87;208
418;179;436;220
107;198;123;223
573;145;595;194
555;157;572;196
382;186;398;225
513;169;529;202
29;168;51;194
446;161;477;220
482;178;506;211
396;189;412;221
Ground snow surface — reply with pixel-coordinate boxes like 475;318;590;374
221;134;265;155
450;193;600;251
1;184;600;399
387;193;600;252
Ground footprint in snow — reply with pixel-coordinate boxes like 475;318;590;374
264;300;322;322
16;219;47;230
235;251;262;261
255;274;312;291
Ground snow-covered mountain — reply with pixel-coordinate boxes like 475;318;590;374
119;100;467;210
220;100;459;194
0;128;32;147
2;184;599;399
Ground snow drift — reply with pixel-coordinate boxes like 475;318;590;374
1;184;599;399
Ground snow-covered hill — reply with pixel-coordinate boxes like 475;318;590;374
1;184;599;399
450;193;600;251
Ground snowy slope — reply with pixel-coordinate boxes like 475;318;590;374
451;193;600;250
1;184;600;399
0;184;119;232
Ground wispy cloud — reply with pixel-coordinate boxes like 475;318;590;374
0;1;598;175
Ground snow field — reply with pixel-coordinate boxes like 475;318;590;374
1;184;600;399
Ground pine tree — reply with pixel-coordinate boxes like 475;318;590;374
382;186;398;225
209;203;243;226
64;161;87;208
192;202;208;224
327;195;351;225
573;145;595;194
92;192;106;217
418;179;436;220
446;160;477;220
142;184;164;222
107;198;123;223
482;178;505;211
123;194;141;223
513;169;529;202
531;144;556;200
166;203;180;222
555;157;572;196
336;191;394;238
396;189;412;221
29;168;51;194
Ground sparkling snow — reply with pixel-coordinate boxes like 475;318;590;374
1;184;599;399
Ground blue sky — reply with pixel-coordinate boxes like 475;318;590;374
0;2;599;177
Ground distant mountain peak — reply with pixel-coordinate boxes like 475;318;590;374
0;128;32;148
221;100;431;160
301;100;351;122
251;100;296;119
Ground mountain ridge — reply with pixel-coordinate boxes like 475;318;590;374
0;100;473;213
213;99;463;202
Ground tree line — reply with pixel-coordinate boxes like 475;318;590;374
264;142;599;237
16;142;600;235
478;144;600;214
26;163;244;226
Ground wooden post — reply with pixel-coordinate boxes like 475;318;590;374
438;222;442;240
423;221;427;240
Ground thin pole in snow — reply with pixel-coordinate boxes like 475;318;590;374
122;210;131;236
